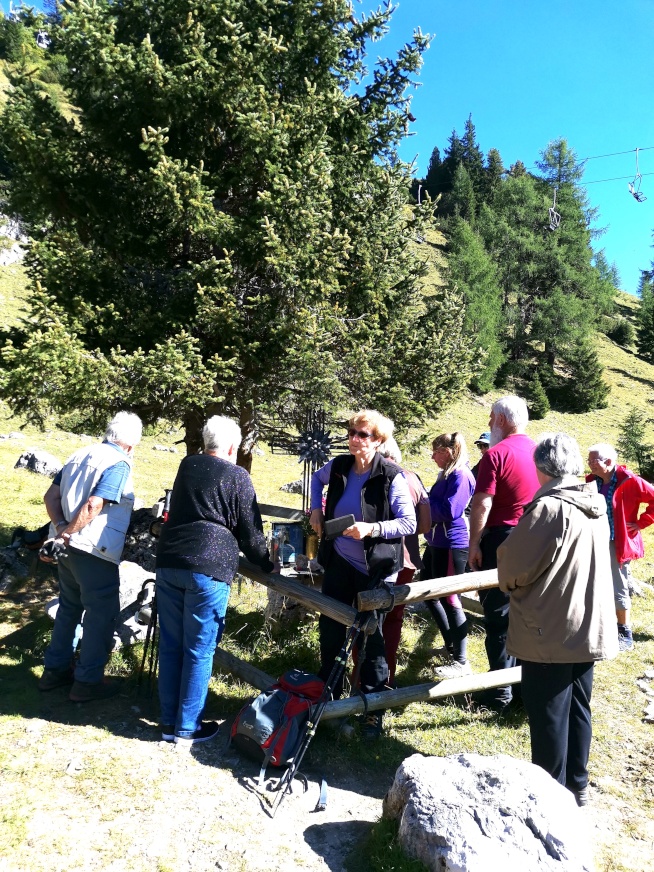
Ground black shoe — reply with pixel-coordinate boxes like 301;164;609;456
69;678;123;702
573;786;589;807
470;690;513;714
38;667;74;691
360;711;384;740
161;724;175;742
175;721;220;746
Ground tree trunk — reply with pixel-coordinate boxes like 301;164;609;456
182;409;204;456
236;404;258;472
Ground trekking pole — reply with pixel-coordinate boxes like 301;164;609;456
269;614;367;817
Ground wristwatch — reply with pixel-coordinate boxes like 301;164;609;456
371;523;382;538
55;520;67;531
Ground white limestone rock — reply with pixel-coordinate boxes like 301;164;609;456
383;753;593;872
14;448;62;478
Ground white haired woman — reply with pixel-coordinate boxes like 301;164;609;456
497;433;618;806
310;410;416;739
155;415;273;746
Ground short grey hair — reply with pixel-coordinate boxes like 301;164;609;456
202;415;242;453
588;442;617;463
105;411;142;447
534;432;583;478
377;437;402;464
492;395;529;429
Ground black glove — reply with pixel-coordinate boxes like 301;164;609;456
39;538;67;564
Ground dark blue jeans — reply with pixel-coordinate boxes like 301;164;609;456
44;547;120;684
156;567;230;738
521;661;594;793
478;525;515;705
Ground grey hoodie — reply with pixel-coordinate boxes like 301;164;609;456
497;475;619;663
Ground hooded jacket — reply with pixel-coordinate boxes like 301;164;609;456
586;465;654;564
497;475;618;664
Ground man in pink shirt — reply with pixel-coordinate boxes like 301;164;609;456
468;395;540;711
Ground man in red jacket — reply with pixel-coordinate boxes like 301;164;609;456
587;443;654;651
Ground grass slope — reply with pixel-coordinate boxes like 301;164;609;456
1;267;653;871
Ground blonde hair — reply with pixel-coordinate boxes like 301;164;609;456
349;409;394;443
432;432;469;478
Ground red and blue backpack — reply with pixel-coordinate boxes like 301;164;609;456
230;669;325;777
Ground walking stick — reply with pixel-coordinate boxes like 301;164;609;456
269;612;373;817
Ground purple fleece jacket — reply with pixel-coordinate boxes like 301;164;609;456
425;466;475;549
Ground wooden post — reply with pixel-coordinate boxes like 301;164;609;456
238;559;357;627
214;648;275;691
357;569;499;612
320;666;522;719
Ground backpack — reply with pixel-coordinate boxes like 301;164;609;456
230;669;325;771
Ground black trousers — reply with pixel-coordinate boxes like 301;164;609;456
478;525;515;703
421;545;468;663
521;660;594;793
319;551;388;697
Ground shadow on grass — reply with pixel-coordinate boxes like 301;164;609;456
608;365;654;390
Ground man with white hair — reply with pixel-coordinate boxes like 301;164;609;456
587;442;654;651
468;395;540;711
39;411;143;701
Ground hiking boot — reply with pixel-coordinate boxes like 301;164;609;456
175;721;220;747
618;626;634;652
360;711;384;741
69;678;123;702
573;786;589;807
161;725;175;742
38;667;74;691
434;660;473;679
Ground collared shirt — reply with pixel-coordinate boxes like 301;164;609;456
594;470;618;540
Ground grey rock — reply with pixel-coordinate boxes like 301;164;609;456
14;448;62;478
383;753;593;872
279;479;304;495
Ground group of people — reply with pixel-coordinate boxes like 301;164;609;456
37;398;654;804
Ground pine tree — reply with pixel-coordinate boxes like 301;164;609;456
637;272;654;363
449;165;476;225
0;1;473;462
481;147;504;206
617;407;652;474
424;146;444;200
563;341;609;412
461;114;485;198
447;217;504;393
527;372;550;419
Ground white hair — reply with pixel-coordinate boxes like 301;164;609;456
492;395;529;429
377;437;402;464
534;432;583;478
588;442;617;463
105;411;142;447
202;415;242;453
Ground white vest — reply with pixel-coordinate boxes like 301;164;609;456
54;442;135;564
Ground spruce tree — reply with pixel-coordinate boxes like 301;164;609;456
527;372;550;419
637;273;654;363
617;407;652;474
447;217;504;392
563;341;609;412
0;1;474;462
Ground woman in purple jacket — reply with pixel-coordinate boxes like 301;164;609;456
423;432;475;678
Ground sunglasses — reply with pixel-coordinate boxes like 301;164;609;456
348;428;373;440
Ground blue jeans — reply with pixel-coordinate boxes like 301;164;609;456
44;547;120;684
156;567;230;737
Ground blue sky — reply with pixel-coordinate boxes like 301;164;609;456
11;0;654;294
370;0;654;295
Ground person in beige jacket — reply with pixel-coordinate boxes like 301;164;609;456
497;433;618;807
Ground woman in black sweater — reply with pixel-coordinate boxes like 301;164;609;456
156;416;273;746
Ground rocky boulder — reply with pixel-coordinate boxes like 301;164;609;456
15;448;62;478
383;753;592;872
